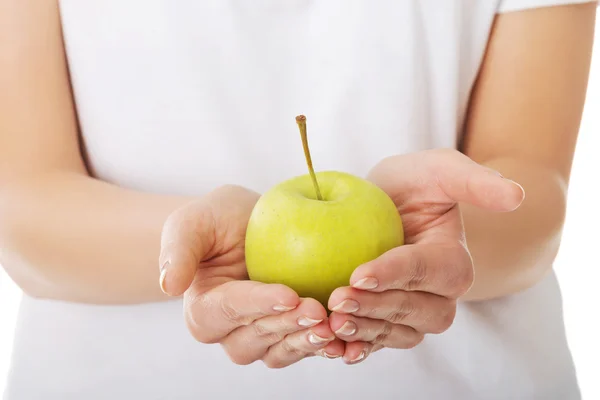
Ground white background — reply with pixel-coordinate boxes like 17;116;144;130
1;15;600;400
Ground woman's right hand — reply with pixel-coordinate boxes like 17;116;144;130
159;185;345;368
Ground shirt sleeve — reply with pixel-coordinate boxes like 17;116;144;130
497;0;598;13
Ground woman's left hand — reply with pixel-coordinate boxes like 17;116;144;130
327;149;525;364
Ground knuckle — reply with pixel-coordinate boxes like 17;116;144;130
219;297;246;325
188;328;218;344
460;266;475;294
450;265;474;298
405;253;427;291
374;322;394;345
197;333;219;344
263;358;287;369
281;339;304;358
386;297;415;324
443;248;474;298
252;323;282;343
185;294;219;344
432;303;457;334
186;319;219;344
442;308;457;331
387;309;408;324
223;347;254;366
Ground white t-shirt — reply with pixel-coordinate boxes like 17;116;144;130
4;1;592;399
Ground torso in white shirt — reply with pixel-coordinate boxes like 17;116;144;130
5;1;586;399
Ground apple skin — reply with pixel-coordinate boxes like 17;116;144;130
245;170;404;307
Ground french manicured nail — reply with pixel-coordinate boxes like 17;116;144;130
273;304;296;312
348;351;366;364
504;179;525;209
319;350;340;359
508;179;525;195
159;260;170;294
335;321;357;336
298;317;323;327
308;331;333;346
331;299;360;313
352;277;378;290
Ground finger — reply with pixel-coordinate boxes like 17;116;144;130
261;320;337;369
349;243;474;299
317;339;346;360
341;341;374;365
159;198;215;296
159;185;259;296
368;149;525;212
185;280;299;344
328;287;456;334
221;297;327;365
329;312;425;349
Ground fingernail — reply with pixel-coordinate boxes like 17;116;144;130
352;277;378;290
348;351;366;364
298;317;323;327
319;350;340;359
335;321;357;336
159;260;170;294
330;299;360;313
503;179;526;209
508;179;526;195
308;331;334;346
273;304;296;312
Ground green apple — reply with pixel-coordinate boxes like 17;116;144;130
245;116;404;307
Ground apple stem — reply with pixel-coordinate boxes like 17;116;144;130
296;115;323;201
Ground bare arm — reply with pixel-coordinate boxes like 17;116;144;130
0;0;191;304
459;2;597;301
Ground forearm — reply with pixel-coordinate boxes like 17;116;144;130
460;157;567;301
0;171;191;304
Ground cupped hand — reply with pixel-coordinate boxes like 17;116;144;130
159;185;345;368
327;149;525;364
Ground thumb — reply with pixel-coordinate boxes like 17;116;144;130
159;199;216;297
434;151;526;212
369;149;525;212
